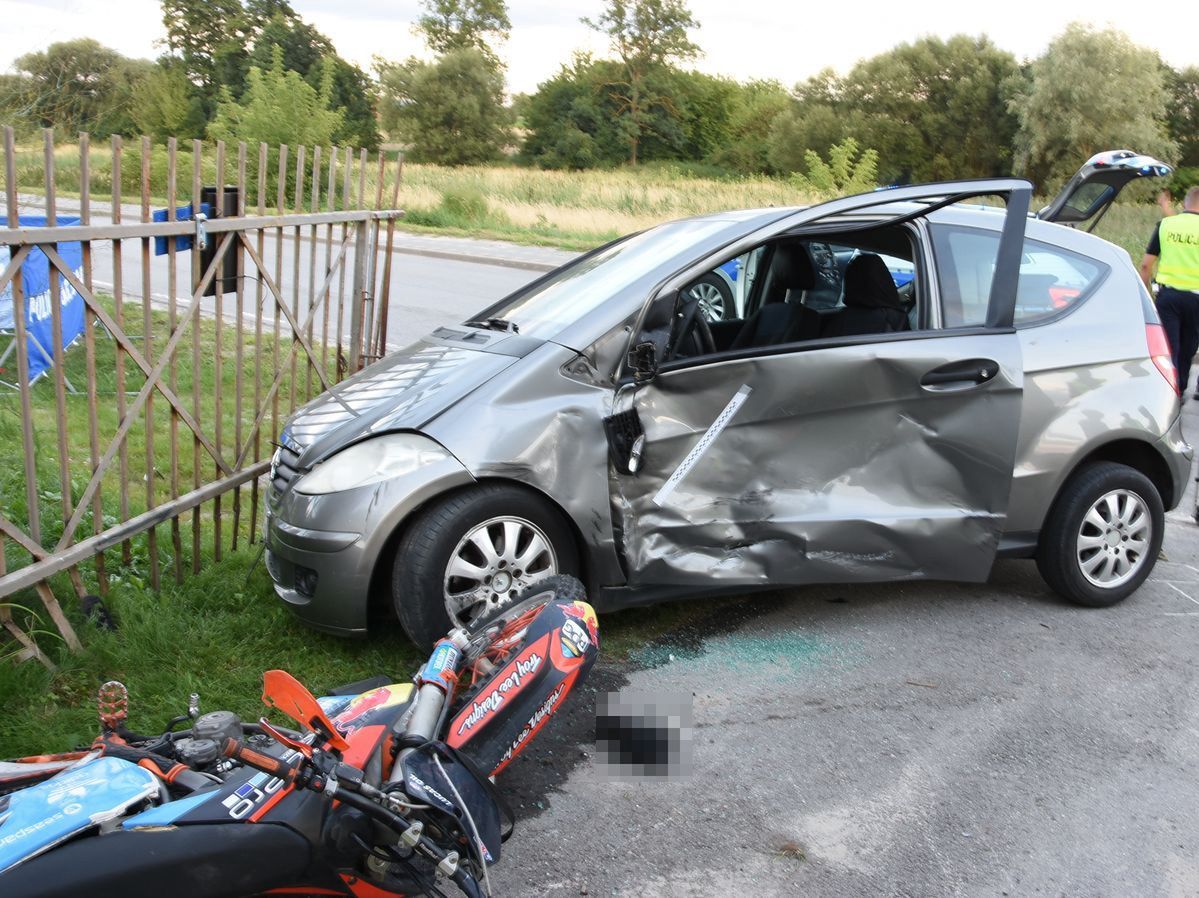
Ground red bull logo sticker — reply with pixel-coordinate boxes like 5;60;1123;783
563;601;600;646
560;617;590;659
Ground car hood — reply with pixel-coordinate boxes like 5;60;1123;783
281;335;528;465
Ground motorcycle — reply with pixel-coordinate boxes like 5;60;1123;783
0;575;598;898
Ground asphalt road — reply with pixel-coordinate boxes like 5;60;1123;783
493;403;1199;897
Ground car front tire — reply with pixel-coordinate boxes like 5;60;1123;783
1036;462;1163;608
392;484;579;647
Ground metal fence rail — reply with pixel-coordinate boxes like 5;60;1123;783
0;128;404;664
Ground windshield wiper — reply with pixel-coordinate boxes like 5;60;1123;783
464;317;519;334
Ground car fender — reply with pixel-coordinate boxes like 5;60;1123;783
423;342;627;588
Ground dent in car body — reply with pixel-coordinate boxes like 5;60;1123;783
424;341;626;586
612;332;1024;587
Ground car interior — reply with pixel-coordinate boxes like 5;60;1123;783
673;223;920;362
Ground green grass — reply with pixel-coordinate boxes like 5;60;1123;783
0;551;423;756
1087;203;1160;260
0;545;739;757
0;287;345;754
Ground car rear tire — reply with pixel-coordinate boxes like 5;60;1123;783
1036;462;1163;608
392;484;579;647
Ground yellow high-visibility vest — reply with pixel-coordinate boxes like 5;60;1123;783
1157;213;1199;292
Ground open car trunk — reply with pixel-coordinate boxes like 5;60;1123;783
1037;150;1172;230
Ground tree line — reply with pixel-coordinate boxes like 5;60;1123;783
1;0;1196;194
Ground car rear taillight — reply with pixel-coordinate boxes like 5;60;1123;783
1146;324;1179;394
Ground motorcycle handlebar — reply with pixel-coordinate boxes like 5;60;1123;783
220;740;484;898
220;738;301;783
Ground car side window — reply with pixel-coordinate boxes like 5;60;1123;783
683;248;765;324
930;226;997;327
1013;246;1105;324
931;225;1108;327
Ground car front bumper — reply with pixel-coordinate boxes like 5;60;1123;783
264;451;475;636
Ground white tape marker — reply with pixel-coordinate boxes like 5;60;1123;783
653;384;752;507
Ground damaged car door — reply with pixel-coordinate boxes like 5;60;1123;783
611;181;1033;588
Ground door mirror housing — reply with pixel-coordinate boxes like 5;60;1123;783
628;341;659;383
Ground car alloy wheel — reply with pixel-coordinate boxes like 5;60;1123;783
1075;488;1151;589
443;515;558;628
688;280;726;321
1035;461;1163;608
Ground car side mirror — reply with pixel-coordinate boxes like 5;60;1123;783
628;341;659;383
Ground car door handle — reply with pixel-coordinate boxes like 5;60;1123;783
920;359;1000;389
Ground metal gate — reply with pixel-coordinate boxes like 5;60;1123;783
0;128;404;664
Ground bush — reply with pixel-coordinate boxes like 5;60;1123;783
1168;166;1199;200
404;187;509;231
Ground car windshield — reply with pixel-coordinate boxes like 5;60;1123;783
472;219;733;339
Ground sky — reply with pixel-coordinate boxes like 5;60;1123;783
1;0;1195;95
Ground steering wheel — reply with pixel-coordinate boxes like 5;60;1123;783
673;297;716;358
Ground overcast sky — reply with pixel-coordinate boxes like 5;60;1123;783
2;0;1194;95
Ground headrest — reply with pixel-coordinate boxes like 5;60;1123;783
843;254;903;310
768;242;815;299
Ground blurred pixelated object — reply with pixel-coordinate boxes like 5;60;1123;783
595;690;692;780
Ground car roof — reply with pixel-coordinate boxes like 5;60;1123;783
690;199;1126;262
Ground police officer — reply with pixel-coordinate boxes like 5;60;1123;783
1142;187;1199;398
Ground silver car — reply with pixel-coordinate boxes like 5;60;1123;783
264;151;1191;646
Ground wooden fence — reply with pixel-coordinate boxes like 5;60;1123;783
0;128;405;665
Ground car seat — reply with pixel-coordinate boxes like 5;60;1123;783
730;242;821;350
821;253;910;338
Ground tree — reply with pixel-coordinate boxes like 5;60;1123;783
583;0;700;164
521;55;737;170
1164;65;1199;168
250;14;379;148
11;39;153;137
376;49;511;165
767;99;849;176
844;36;1020;182
160;0;250;98
708;80;790;174
768;38;1019;184
131;62;206;140
518;56;627;169
1011;24;1176;189
207;47;343;149
417;0;511;67
161;0;377;146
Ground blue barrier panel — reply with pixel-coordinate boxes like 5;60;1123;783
0;216;85;382
153;202;211;255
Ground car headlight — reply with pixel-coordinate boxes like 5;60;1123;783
294;434;451;495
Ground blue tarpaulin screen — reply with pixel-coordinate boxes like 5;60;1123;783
153;202;211;255
0;216;85;381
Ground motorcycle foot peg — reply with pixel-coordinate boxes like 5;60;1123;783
437;851;460;877
400;821;424;848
